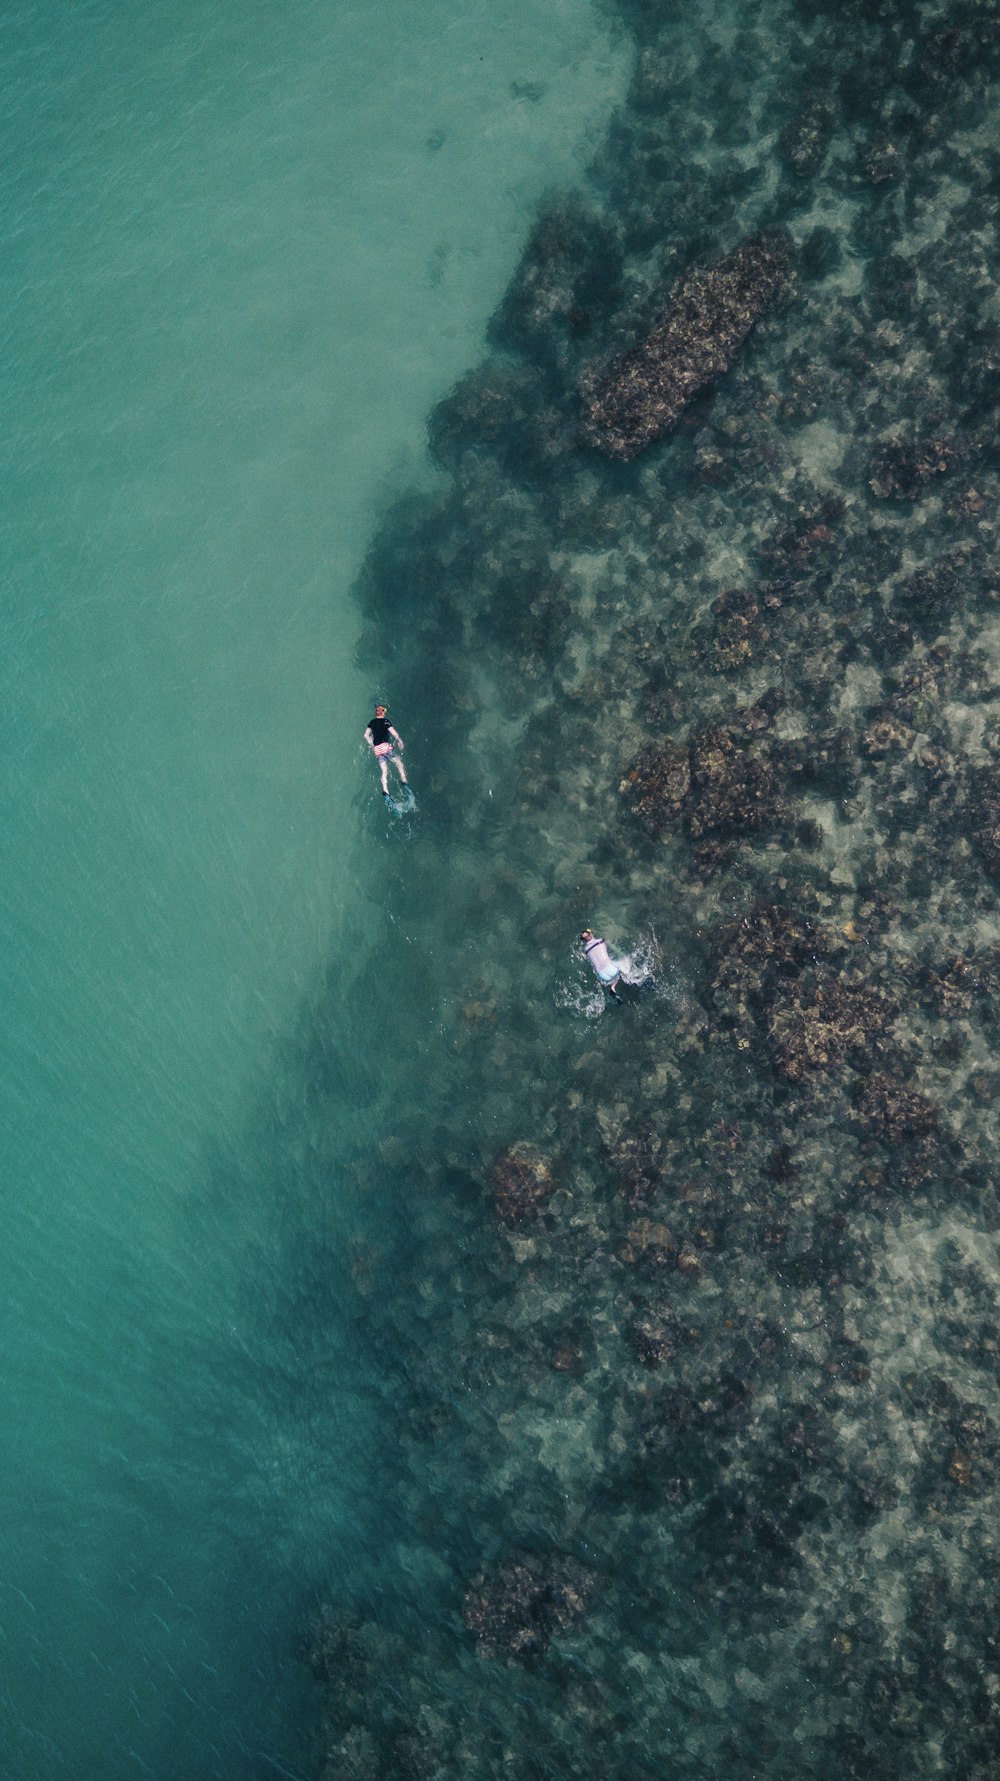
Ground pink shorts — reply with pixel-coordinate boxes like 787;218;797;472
374;743;393;758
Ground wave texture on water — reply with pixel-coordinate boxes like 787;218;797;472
0;1;625;1776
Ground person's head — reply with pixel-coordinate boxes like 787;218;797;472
375;705;387;718
580;929;594;943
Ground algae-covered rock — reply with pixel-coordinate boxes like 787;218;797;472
580;230;795;460
490;1144;555;1228
619;743;690;835
778;99;836;178
489;200;622;368
860;712;916;758
710;901;838;1009
686;725;785;840
767;980;896;1081
868;434;956;500
621;1218;675;1270
602;1120;667;1209
708;587;769;671
463;1552;593;1663
854;1072;938;1143
630;1306;679;1367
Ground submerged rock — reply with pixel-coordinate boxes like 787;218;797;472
854;1072;938;1143
895;551;975;636
778;99;836;178
868;434;957;500
861;137;903;184
767;979;896;1082
462;1552;593;1663
630;1306;680;1367
710;901;836;1006
619;742;690;835
917;956;984;1017
621;1218;675;1270
707;587;770;671
603;1120;667;1208
620;723;788;849
580;230;795;460
860;711;916;758
686;725;785;840
490;1145;555;1228
489;200;623;369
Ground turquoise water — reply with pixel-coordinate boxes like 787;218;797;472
10;0;1000;1773
0;4;625;1775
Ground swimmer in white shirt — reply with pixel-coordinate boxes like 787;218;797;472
580;929;621;1000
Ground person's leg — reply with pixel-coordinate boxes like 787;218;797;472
379;759;390;793
393;754;408;785
608;975;622;999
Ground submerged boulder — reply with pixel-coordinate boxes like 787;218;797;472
619;742;690;835
868;434;956;500
854;1072;938;1143
767;979;896;1082
630;1306;680;1367
489;200;622;368
463;1552;593;1663
620;1218;675;1270
686;726;785;840
490;1144;555;1228
620;724;788;848
580;229;795;460
778;99;836;178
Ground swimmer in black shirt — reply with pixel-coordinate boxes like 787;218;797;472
364;705;408;797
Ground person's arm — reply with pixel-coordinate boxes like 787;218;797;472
364;726;374;751
389;726;404;749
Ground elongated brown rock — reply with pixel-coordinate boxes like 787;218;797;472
580;229;795;460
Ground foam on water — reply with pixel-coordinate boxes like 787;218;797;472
556;927;664;1019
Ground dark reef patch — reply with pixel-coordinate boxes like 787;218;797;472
580;229;796;460
462;1552;594;1664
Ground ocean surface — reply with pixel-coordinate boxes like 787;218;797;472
0;3;625;1776
7;0;1000;1776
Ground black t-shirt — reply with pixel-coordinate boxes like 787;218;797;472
368;715;392;747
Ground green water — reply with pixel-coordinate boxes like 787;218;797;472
0;4;625;1774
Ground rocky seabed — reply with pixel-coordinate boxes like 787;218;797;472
298;0;1000;1774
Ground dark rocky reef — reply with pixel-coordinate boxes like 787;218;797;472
300;0;1000;1774
707;899;900;1084
490;1144;555;1227
767;978;896;1082
778;98;837;178
868;432;957;500
580;229;795;459
489;200;624;373
620;713;854;870
462;1552;593;1663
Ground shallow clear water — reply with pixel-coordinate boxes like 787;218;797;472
0;3;624;1774
10;0;1000;1773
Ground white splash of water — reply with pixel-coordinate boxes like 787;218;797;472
555;927;663;1018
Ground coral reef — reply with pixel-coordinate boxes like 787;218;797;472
580;230;795;459
490;1144;555;1227
462;1552;593;1662
298;0;1000;1775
